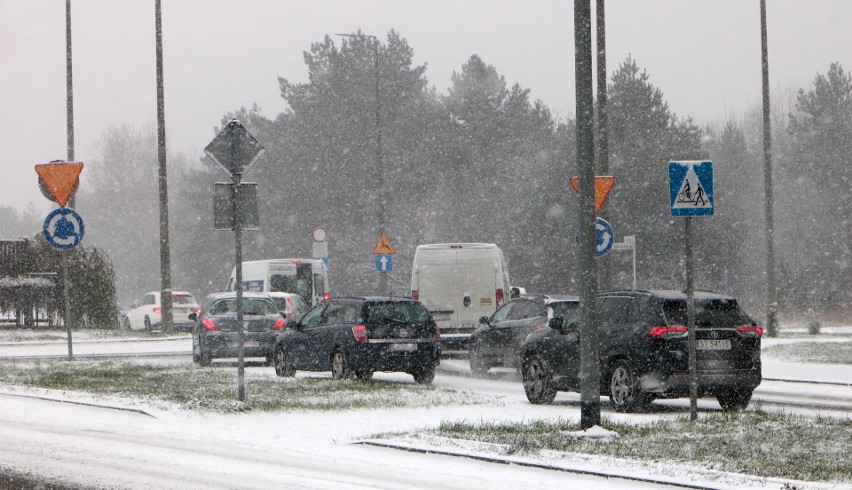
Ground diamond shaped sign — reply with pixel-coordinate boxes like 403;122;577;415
204;119;266;177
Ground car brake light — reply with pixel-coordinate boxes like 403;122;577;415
192;307;201;315
496;288;504;307
647;326;688;339
202;318;218;331
153;307;161;315
272;317;286;330
352;325;368;342
434;324;441;340
291;259;301;264
737;326;764;337
323;293;330;301
532;320;548;331
286;298;292;308
411;290;419;300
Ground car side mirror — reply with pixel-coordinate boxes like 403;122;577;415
510;287;520;299
479;316;490;325
188;312;197;321
548;317;564;332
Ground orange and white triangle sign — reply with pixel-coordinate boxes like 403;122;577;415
35;162;83;208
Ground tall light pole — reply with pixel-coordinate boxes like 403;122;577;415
760;0;778;337
155;0;173;332
596;0;611;292
336;33;388;296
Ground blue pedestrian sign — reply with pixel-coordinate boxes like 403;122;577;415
43;208;85;250
375;254;393;272
669;161;714;217
595;217;614;257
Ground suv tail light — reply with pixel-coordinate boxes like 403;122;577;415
496;288;504;307
153;307;162;315
192;306;201;315
272;317;286;330
648;326;688;339
434;324;441;340
323;293;331;301
411;290;419;300
737;325;764;337
352;324;368;342
202;318;218;331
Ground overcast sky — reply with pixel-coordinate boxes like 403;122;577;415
2;0;851;217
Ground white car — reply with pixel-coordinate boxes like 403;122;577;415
123;291;200;332
267;291;310;327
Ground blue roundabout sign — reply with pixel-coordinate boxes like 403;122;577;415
43;208;85;250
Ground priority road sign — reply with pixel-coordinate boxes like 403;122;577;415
35;162;83;208
204;119;266;178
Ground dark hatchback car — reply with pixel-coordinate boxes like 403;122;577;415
468;294;579;375
190;292;285;366
521;289;762;412
271;297;441;384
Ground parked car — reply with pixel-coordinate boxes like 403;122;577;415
123;291;200;332
271;297;441;384
520;289;763;412
190;292;284;366
268;291;310;325
468;294;579;375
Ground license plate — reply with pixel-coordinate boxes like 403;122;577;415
697;339;731;350
432;312;451;321
244;341;260;348
389;343;417;352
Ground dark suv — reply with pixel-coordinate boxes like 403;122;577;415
469;294;579;375
271;297;441;384
521;290;762;412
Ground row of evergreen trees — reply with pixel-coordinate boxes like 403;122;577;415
8;30;845;319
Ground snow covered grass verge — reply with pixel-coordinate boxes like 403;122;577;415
0;327;182;343
415;411;852;484
0;359;492;412
763;341;852;365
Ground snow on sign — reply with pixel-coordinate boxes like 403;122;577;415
669;161;714;217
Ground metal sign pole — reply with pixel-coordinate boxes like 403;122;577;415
685;217;697;420
62;252;73;360
233;172;245;402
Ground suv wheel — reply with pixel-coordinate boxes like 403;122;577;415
522;355;556;404
331;349;351;380
609;362;647;412
469;345;489;376
273;346;296;377
354;369;374;380
717;389;753;411
412;366;435;384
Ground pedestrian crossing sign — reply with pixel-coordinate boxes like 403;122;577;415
669;161;714;217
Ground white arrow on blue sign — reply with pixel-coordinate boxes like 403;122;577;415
375;254;393;272
595;217;614;257
669;161;714;217
43;208;85;250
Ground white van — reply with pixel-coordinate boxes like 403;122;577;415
410;243;511;353
227;258;330;307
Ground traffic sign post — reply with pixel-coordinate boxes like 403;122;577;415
312;227;329;268
373;233;395;295
35;160;84;360
669;160;714;421
205;119;266;403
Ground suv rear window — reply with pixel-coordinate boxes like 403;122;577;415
210;298;278;316
662;299;753;328
549;301;579;319
365;302;430;324
172;294;196;305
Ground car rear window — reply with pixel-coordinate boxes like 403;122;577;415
365;302;431;324
210;298;278;315
549;301;579;319
662;299;753;328
172;294;196;305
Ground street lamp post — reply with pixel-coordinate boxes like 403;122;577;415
336;33;389;296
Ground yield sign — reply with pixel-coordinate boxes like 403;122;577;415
569;175;615;215
35;162;83;208
204;119;266;177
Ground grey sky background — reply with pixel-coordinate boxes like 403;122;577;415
2;0;851;217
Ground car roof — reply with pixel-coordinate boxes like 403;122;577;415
601;289;735;301
326;296;420;303
519;293;579;303
206;291;273;300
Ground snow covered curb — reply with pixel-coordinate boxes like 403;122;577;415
361;431;847;490
0;383;169;418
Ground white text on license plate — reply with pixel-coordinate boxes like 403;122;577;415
244;341;260;348
389;343;417;352
697;339;731;350
432;312;451;321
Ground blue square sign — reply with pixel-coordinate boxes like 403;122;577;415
375;254;393;272
669;161;714;217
